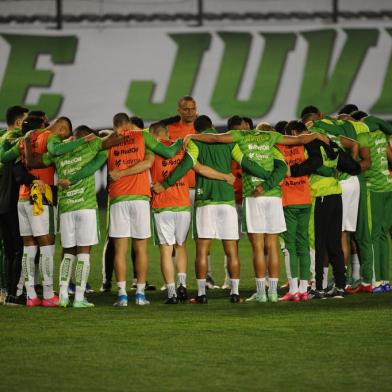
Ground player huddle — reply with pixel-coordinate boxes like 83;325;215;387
0;96;391;308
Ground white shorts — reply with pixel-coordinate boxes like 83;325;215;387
236;203;244;238
109;200;151;239
153;210;191;245
18;201;56;237
341;176;360;232
60;209;99;248
195;204;239;240
243;196;286;234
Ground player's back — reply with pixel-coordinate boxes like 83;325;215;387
193;129;235;204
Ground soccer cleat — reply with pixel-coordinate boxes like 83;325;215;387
206;275;219;289
268;292;278;303
68;281;76;295
190;295;208;304
5;294;26;306
26;297;42;307
373;285;384;293
164;296;178;304
245;292;267;303
73;298;95;308
298;292;309;301
278;292;300;302
346;283;372;294
59;295;70;308
176;284;188;302
308;289;326;300
113;294;128;307
229;294;243;303
382;283;391;292
145;282;156;291
280;281;289;290
85;283;95;294
42;295;59;307
99;281;112;293
221;278;231;290
326;287;345;299
160;284;167;291
135;293;150;306
131;280;137;290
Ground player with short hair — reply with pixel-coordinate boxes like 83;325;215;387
155;115;282;303
184;122;331;301
277;121;312;301
108;113;183;307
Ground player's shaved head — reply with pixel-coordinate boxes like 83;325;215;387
129;116;144;129
149;122;168;139
177;95;196;107
113;113;129;129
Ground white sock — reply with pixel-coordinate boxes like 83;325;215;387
177;272;186;287
299;280;308;294
351;253;361;281
207;255;212;276
39;245;55;299
16;270;24;297
59;253;75;299
136;283;146;295
117;281;126;296
288;278;299;293
197;279;206;296
166;282;176;298
230;279;239;295
75;253;90;302
322;267;329;290
269;278;278;293
22;246;38;299
255;278;266;294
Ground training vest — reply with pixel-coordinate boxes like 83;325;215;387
19;130;55;200
168;121;196;188
277;144;311;207
150;139;190;210
107;129;150;200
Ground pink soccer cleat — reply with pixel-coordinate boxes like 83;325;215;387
278;292;300;302
42;295;59;307
298;292;309;301
26;297;42;307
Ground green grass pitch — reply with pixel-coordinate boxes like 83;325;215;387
1;211;391;392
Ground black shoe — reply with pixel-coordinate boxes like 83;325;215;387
145;281;156;291
6;293;26;306
34;284;43;295
190;295;208;304
326;287;345;299
206;275;219;289
164;296;178;304
176;284;188;302
230;294;242;303
100;281;112;293
308;289;326;300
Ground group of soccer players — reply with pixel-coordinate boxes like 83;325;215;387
0;96;391;308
